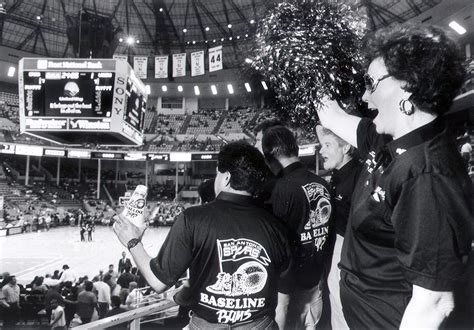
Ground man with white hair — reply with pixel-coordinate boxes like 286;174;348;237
316;125;362;330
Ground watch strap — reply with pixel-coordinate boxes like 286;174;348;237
127;238;141;250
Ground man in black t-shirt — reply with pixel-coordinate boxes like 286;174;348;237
262;126;333;329
113;142;291;328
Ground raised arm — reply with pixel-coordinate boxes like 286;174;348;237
317;97;361;148
113;215;169;294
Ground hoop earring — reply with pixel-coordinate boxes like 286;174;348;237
399;99;414;116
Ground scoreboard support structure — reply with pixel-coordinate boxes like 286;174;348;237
19;58;147;146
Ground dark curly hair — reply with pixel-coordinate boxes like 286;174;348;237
363;24;466;115
217;141;267;196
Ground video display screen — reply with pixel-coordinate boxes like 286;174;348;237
124;78;146;132
23;71;114;117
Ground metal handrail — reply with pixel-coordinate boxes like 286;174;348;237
74;299;177;330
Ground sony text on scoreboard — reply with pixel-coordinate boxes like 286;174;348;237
18;58;147;146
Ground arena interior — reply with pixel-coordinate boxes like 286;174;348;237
0;0;473;329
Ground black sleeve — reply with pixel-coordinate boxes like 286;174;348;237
356;118;391;158
149;213;194;286
271;182;305;232
392;173;472;291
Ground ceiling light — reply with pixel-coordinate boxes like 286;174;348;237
119;37;123;42
227;84;234;94
236;36;240;39
227;24;232;29
7;66;15;77
221;38;224;42
192;40;196;44
145;85;151;94
244;82;251;92
261;81;268;90
229;37;232;40
449;21;466;35
211;85;217;95
136;39;140;44
162;85;167;92
245;34;248;37
194;86;200;95
178;85;183;92
126;37;134;44
213;39;216;43
183;28;187;33
187;41;190;44
250;19;255;24
36;15;41;20
159;7;163;12
205;40;208;43
205;26;210;31
244;58;253;64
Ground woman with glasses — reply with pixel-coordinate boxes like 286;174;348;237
318;23;472;329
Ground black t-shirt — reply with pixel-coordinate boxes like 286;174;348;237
270;162;333;291
340;118;473;329
329;158;363;237
150;192;291;325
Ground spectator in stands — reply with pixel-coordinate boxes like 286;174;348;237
107;264;119;280
125;282;143;309
1;275;20;326
104;274;122;297
113;141;291;328
59;264;76;284
45;284;65;320
104;296;127;329
118;251;132;274
76;281;97;324
49;298;66;330
93;278;111;319
262;126;333;329
52;270;61;280
253;119;284;210
32;276;48;293
197;179;215;204
117;266;135;291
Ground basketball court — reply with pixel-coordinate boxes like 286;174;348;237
0;226;170;284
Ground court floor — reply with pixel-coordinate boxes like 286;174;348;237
0;226;171;284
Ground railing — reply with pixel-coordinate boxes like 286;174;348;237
75;286;180;330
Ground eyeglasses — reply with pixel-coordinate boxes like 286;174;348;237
364;73;391;93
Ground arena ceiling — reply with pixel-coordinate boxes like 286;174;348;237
0;0;450;68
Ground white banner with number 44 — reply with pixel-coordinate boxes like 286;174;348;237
208;46;223;72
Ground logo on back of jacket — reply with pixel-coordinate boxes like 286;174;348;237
301;182;331;251
200;238;271;324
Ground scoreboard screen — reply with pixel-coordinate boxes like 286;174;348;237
24;71;114;117
19;58;147;146
125;78;146;132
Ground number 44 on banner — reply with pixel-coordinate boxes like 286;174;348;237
209;46;223;72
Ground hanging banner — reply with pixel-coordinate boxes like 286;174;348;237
133;56;148;79
191;50;205;76
113;54;128;62
209;46;223;72
172;53;186;77
155;56;169;79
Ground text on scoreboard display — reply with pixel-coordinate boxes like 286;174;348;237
23;71;114;117
191;153;218;161
91;152;125;159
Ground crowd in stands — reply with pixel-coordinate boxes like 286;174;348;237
0;259;164;327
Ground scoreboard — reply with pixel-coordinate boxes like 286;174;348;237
19;58;147;146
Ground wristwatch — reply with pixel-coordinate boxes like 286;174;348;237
127;238;141;250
